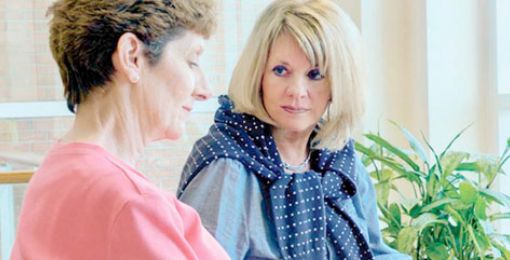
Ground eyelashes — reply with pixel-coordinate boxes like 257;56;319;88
307;68;324;80
272;65;324;80
272;65;288;76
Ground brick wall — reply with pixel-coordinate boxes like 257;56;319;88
0;0;272;193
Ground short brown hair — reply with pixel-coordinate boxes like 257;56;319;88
47;0;216;112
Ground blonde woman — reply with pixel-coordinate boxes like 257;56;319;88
12;0;229;259
178;0;412;259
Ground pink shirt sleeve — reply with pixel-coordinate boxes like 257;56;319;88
107;193;229;260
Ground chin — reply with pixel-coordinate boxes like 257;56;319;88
162;125;185;140
163;130;182;140
276;121;316;134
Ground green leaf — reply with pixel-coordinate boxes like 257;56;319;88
355;142;409;177
480;189;510;208
379;203;400;228
459;181;478;205
390;121;429;164
396;227;418;254
476;157;500;187
424;243;449;260
467;225;486;256
420;198;457;213
499;154;510;174
355;141;377;158
411;213;438;231
382;225;400;238
367;156;409;177
474;197;488;220
445;205;465;224
426;174;439;199
440;125;471;158
422;134;444;176
489;212;510;221
456;162;478;172
466;223;491;255
365;133;420;171
492;234;510;249
493;241;510;260
360;154;371;167
377;169;394;182
409;204;423;218
401;198;420;213
389;203;401;225
375;182;391;206
400;170;424;184
507;137;510;148
441;152;469;178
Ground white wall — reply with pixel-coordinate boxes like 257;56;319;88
361;0;429;146
337;0;500;153
427;0;498;154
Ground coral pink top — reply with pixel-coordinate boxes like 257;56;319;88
12;142;229;260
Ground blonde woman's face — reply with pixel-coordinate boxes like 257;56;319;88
261;32;331;134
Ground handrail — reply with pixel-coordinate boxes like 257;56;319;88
0;150;42;167
0;170;34;184
0;149;40;184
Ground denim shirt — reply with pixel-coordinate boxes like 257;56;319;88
178;157;411;260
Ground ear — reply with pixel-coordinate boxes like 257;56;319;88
112;32;144;84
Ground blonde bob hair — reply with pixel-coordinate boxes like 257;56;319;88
228;0;364;151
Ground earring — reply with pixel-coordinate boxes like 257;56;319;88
327;101;332;120
131;74;140;83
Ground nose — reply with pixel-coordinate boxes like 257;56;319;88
193;70;212;101
285;76;308;99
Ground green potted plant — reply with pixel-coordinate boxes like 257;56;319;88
355;124;510;259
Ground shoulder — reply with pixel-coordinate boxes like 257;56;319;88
202;158;250;177
179;158;256;196
35;142;164;211
178;158;265;215
113;192;181;229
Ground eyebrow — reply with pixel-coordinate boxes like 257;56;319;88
275;60;320;70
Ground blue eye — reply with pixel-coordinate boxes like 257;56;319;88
307;68;324;80
272;65;288;76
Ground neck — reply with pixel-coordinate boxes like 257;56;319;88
61;83;155;165
272;127;313;166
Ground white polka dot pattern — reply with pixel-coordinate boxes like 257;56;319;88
178;96;374;259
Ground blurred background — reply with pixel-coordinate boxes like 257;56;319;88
0;0;508;259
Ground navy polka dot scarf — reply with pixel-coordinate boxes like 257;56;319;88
179;96;374;259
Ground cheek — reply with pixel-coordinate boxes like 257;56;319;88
170;69;195;98
261;76;281;100
312;89;331;112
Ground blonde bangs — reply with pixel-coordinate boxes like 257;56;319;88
284;15;328;75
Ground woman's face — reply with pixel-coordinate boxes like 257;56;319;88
141;31;211;140
261;32;331;135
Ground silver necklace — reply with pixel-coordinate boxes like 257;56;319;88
282;152;311;172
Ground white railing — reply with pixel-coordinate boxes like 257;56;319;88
0;151;40;260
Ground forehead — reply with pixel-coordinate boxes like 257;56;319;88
166;31;205;55
267;32;313;66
